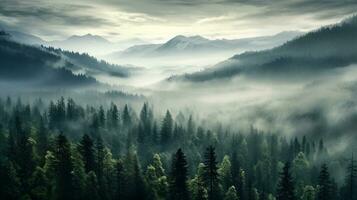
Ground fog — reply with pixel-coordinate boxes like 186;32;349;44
128;64;357;156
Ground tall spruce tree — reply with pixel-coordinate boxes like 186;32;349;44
78;134;95;173
344;154;357;200
317;164;331;200
54;134;74;200
203;146;220;200
161;110;173;145
276;162;295;200
170;148;190;200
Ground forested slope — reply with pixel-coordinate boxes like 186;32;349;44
0;97;355;200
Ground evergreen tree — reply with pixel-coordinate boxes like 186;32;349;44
225;186;239;200
29;167;48;200
54;134;74;200
84;171;100;200
122;104;131;128
95;137;107;199
344;154;357;200
131;155;149;200
0;161;20;199
302;185;315;200
78;134;95;173
219;155;233;192
71;149;86;200
16;126;36;195
170;148;190;200
317;164;331;200
190;163;208;200
203;146;220;200
115;159;126;200
36;117;48;164
161;110;173;145
98;106;106;127
276;162;295;200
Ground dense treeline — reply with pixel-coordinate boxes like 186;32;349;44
0;34;97;87
43;46;134;78
0;97;356;200
179;15;357;82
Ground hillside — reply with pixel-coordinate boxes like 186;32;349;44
175;16;357;82
44;47;135;77
0;32;97;89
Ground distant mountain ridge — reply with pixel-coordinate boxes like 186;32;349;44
0;31;97;89
108;31;303;59
3;31;147;56
171;15;357;82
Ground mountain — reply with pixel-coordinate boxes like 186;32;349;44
44;47;135;78
49;34;148;56
49;34;112;55
106;31;302;66
0;32;97;90
172;16;357;82
7;30;46;45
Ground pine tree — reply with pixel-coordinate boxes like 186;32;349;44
302;185;315;200
115;159;126;200
276;162;295;200
170;148;190;200
161;110;173;145
16;127;36;195
54;134;74;200
98;106;106;127
231;150;245;200
131;155;149;200
317;164;331;200
95;136;107;199
29;167;48;200
225;186;239;200
108;103;119;128
219;155;233;192
122;104;131;128
344;154;357;200
0;161;20;199
71;149;86;200
203;146;220;200
191;163;208;200
36;117;48;164
78;134;95;173
84;171;100;200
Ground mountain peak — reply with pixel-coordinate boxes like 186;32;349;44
67;34;109;43
169;35;209;43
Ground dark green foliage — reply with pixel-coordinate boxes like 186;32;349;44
203;146;220;200
54;134;74;200
85;171;100;200
343;155;357;200
170;148;190;200
79;134;96;173
161;110;173;145
0;161;21;199
0;97;353;200
115;160;126;200
317;164;332;200
276;162;295;200
0;36;97;89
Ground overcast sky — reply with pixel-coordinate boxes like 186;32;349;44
0;0;356;42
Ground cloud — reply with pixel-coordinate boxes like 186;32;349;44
196;15;237;24
0;0;111;26
0;0;357;41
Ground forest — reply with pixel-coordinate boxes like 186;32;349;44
0;97;355;200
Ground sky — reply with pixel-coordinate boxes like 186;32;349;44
0;0;357;42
